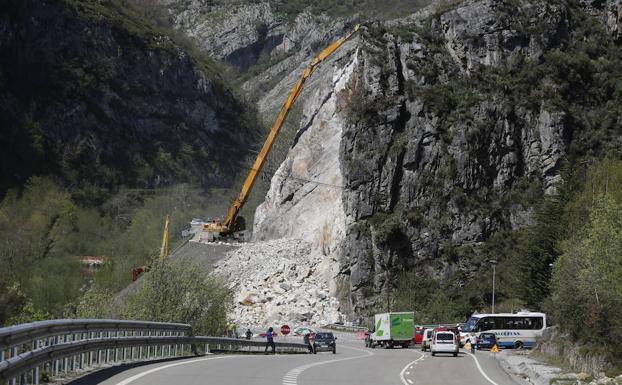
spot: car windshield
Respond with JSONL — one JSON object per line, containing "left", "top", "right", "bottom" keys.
{"left": 436, "top": 333, "right": 454, "bottom": 341}
{"left": 315, "top": 333, "right": 334, "bottom": 340}
{"left": 463, "top": 316, "right": 480, "bottom": 332}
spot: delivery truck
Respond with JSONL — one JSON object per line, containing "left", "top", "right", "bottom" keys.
{"left": 365, "top": 312, "right": 415, "bottom": 349}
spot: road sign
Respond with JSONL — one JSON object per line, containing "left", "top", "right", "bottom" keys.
{"left": 281, "top": 324, "right": 291, "bottom": 336}
{"left": 491, "top": 344, "right": 499, "bottom": 353}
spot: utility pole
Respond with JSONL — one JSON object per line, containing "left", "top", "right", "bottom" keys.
{"left": 490, "top": 259, "right": 497, "bottom": 314}
{"left": 386, "top": 271, "right": 391, "bottom": 313}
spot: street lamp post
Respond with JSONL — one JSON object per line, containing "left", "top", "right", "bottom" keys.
{"left": 490, "top": 260, "right": 497, "bottom": 314}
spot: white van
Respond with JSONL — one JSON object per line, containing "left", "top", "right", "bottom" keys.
{"left": 431, "top": 331, "right": 459, "bottom": 357}
{"left": 421, "top": 328, "right": 434, "bottom": 352}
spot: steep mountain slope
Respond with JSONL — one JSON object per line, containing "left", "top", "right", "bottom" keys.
{"left": 0, "top": 0, "right": 257, "bottom": 201}
{"left": 248, "top": 0, "right": 622, "bottom": 318}
{"left": 159, "top": 0, "right": 436, "bottom": 224}
{"left": 143, "top": 0, "right": 622, "bottom": 325}
{"left": 0, "top": 0, "right": 264, "bottom": 322}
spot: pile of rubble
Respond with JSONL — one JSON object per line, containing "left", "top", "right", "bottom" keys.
{"left": 212, "top": 238, "right": 343, "bottom": 327}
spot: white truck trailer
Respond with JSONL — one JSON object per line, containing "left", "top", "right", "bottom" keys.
{"left": 365, "top": 312, "right": 415, "bottom": 349}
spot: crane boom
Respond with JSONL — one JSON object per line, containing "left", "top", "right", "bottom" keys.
{"left": 204, "top": 24, "right": 360, "bottom": 237}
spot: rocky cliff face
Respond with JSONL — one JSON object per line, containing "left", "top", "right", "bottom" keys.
{"left": 161, "top": 1, "right": 351, "bottom": 99}
{"left": 250, "top": 0, "right": 622, "bottom": 318}
{"left": 340, "top": 0, "right": 570, "bottom": 313}
{"left": 0, "top": 0, "right": 256, "bottom": 197}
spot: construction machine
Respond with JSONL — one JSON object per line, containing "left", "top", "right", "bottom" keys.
{"left": 203, "top": 24, "right": 361, "bottom": 242}
{"left": 132, "top": 215, "right": 170, "bottom": 281}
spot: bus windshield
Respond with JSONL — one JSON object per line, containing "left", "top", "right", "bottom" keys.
{"left": 463, "top": 316, "right": 480, "bottom": 332}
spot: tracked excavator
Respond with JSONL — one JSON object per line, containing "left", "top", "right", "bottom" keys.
{"left": 202, "top": 24, "right": 361, "bottom": 242}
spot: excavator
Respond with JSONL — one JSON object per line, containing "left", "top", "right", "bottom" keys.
{"left": 203, "top": 24, "right": 361, "bottom": 242}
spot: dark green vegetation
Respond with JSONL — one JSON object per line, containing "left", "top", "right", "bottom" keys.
{"left": 0, "top": 0, "right": 254, "bottom": 328}
{"left": 0, "top": 0, "right": 257, "bottom": 201}
{"left": 549, "top": 161, "right": 622, "bottom": 373}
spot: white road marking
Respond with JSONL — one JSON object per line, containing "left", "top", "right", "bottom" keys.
{"left": 399, "top": 351, "right": 425, "bottom": 385}
{"left": 464, "top": 352, "right": 501, "bottom": 385}
{"left": 114, "top": 356, "right": 236, "bottom": 385}
{"left": 281, "top": 345, "right": 373, "bottom": 385}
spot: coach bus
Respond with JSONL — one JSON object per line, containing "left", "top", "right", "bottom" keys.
{"left": 460, "top": 312, "right": 546, "bottom": 349}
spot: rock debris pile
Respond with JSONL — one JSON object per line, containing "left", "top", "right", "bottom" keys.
{"left": 213, "top": 239, "right": 343, "bottom": 327}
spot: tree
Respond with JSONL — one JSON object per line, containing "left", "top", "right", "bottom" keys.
{"left": 550, "top": 196, "right": 622, "bottom": 359}
{"left": 71, "top": 287, "right": 115, "bottom": 319}
{"left": 122, "top": 259, "right": 232, "bottom": 336}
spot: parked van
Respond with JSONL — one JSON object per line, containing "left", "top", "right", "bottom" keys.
{"left": 431, "top": 331, "right": 459, "bottom": 357}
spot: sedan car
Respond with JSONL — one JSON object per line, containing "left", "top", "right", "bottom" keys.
{"left": 476, "top": 332, "right": 497, "bottom": 350}
{"left": 313, "top": 332, "right": 337, "bottom": 354}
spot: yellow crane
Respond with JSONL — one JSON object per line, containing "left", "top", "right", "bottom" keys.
{"left": 132, "top": 215, "right": 169, "bottom": 281}
{"left": 159, "top": 215, "right": 169, "bottom": 261}
{"left": 203, "top": 24, "right": 361, "bottom": 240}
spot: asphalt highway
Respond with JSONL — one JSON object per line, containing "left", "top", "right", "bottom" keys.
{"left": 69, "top": 333, "right": 529, "bottom": 385}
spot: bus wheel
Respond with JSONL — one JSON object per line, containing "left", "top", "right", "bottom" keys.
{"left": 514, "top": 341, "right": 523, "bottom": 349}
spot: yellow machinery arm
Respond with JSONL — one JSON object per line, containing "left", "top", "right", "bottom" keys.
{"left": 204, "top": 24, "right": 360, "bottom": 236}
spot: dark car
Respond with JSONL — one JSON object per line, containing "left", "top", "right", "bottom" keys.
{"left": 476, "top": 332, "right": 497, "bottom": 350}
{"left": 313, "top": 332, "right": 337, "bottom": 354}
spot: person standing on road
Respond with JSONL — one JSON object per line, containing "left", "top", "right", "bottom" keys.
{"left": 245, "top": 329, "right": 253, "bottom": 340}
{"left": 303, "top": 333, "right": 313, "bottom": 353}
{"left": 265, "top": 327, "right": 276, "bottom": 354}
{"left": 469, "top": 334, "right": 477, "bottom": 353}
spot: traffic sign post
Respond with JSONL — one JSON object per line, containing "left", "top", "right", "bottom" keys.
{"left": 281, "top": 324, "right": 291, "bottom": 337}
{"left": 281, "top": 325, "right": 290, "bottom": 341}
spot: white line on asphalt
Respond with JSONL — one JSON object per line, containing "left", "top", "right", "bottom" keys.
{"left": 114, "top": 356, "right": 235, "bottom": 385}
{"left": 281, "top": 345, "right": 373, "bottom": 385}
{"left": 399, "top": 351, "right": 425, "bottom": 385}
{"left": 464, "top": 352, "right": 501, "bottom": 385}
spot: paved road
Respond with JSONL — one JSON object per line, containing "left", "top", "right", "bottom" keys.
{"left": 69, "top": 333, "right": 529, "bottom": 385}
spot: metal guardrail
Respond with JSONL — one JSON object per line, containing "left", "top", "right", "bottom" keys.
{"left": 0, "top": 320, "right": 308, "bottom": 385}
{"left": 0, "top": 319, "right": 191, "bottom": 351}
{"left": 323, "top": 324, "right": 369, "bottom": 333}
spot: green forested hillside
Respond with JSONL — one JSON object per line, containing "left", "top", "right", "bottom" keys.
{"left": 0, "top": 0, "right": 256, "bottom": 325}
{"left": 0, "top": 0, "right": 257, "bottom": 201}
